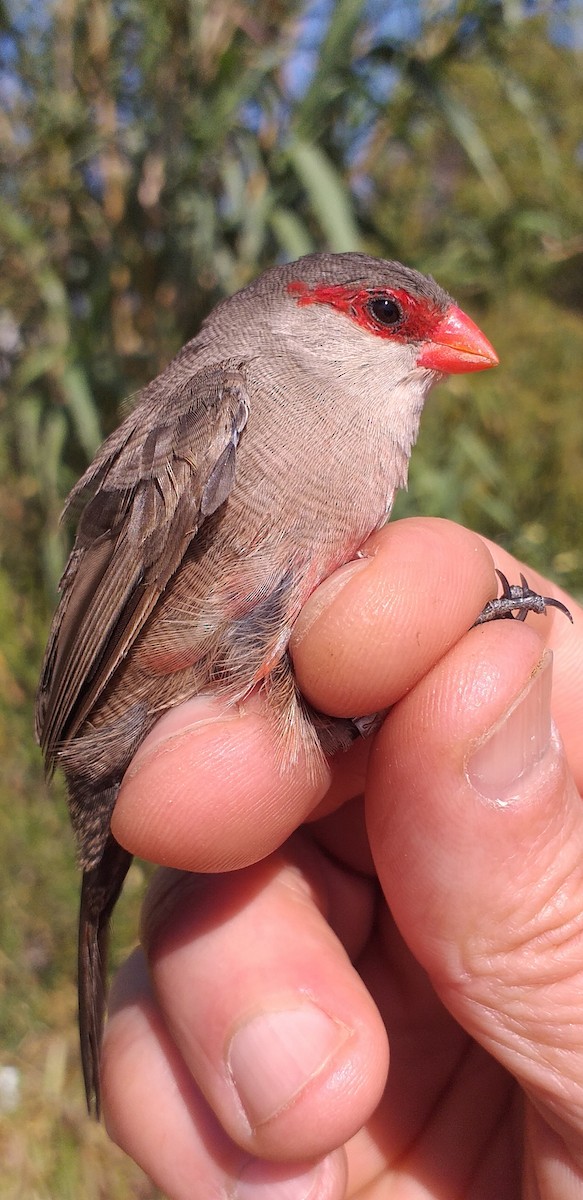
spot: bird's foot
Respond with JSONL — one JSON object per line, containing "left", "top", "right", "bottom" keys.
{"left": 351, "top": 711, "right": 387, "bottom": 739}
{"left": 473, "top": 570, "right": 573, "bottom": 626}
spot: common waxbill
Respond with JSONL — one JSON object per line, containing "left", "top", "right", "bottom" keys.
{"left": 37, "top": 251, "right": 503, "bottom": 1115}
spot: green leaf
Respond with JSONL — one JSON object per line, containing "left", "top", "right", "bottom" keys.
{"left": 268, "top": 207, "right": 314, "bottom": 259}
{"left": 286, "top": 139, "right": 361, "bottom": 251}
{"left": 432, "top": 86, "right": 512, "bottom": 207}
{"left": 61, "top": 365, "right": 103, "bottom": 460}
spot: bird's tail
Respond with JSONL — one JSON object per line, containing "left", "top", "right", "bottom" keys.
{"left": 78, "top": 833, "right": 133, "bottom": 1117}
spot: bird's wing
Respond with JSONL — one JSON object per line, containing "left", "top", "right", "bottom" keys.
{"left": 36, "top": 361, "right": 250, "bottom": 767}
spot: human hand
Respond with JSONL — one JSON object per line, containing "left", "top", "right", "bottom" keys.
{"left": 101, "top": 518, "right": 583, "bottom": 1199}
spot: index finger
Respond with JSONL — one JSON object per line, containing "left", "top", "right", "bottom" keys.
{"left": 290, "top": 517, "right": 582, "bottom": 789}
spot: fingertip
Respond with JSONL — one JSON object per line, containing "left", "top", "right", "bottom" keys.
{"left": 291, "top": 518, "right": 496, "bottom": 717}
{"left": 112, "top": 694, "right": 331, "bottom": 873}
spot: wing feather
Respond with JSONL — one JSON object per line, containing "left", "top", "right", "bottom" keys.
{"left": 36, "top": 361, "right": 249, "bottom": 766}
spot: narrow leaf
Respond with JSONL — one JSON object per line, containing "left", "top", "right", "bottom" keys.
{"left": 287, "top": 139, "right": 361, "bottom": 251}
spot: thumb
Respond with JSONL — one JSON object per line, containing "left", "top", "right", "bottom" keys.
{"left": 366, "top": 621, "right": 583, "bottom": 1144}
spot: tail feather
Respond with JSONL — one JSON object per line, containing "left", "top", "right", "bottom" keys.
{"left": 78, "top": 834, "right": 133, "bottom": 1116}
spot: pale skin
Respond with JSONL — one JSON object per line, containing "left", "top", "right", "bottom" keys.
{"left": 100, "top": 517, "right": 583, "bottom": 1200}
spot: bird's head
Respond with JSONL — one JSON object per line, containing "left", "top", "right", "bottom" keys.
{"left": 204, "top": 253, "right": 498, "bottom": 465}
{"left": 208, "top": 251, "right": 498, "bottom": 380}
{"left": 277, "top": 252, "right": 497, "bottom": 376}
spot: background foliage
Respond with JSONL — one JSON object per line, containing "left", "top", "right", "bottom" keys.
{"left": 1, "top": 0, "right": 582, "bottom": 1194}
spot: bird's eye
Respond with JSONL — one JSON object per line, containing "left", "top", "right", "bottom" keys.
{"left": 367, "top": 296, "right": 403, "bottom": 326}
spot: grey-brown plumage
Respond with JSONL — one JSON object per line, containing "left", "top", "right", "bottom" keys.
{"left": 35, "top": 252, "right": 498, "bottom": 1114}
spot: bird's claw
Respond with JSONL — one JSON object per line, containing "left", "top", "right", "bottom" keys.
{"left": 352, "top": 710, "right": 387, "bottom": 739}
{"left": 473, "top": 569, "right": 573, "bottom": 626}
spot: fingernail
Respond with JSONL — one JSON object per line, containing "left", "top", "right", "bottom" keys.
{"left": 468, "top": 651, "right": 553, "bottom": 803}
{"left": 227, "top": 1003, "right": 351, "bottom": 1128}
{"left": 291, "top": 559, "right": 369, "bottom": 645}
{"left": 233, "top": 1160, "right": 322, "bottom": 1200}
{"left": 123, "top": 700, "right": 237, "bottom": 780}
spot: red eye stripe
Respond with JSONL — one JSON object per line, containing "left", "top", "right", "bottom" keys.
{"left": 287, "top": 280, "right": 443, "bottom": 342}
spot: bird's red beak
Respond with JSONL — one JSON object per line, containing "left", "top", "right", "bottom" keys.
{"left": 417, "top": 304, "right": 499, "bottom": 374}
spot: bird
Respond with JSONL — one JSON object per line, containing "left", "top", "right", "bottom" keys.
{"left": 35, "top": 251, "right": 499, "bottom": 1115}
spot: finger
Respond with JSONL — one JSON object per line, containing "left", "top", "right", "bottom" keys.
{"left": 102, "top": 949, "right": 348, "bottom": 1200}
{"left": 112, "top": 517, "right": 491, "bottom": 870}
{"left": 366, "top": 619, "right": 583, "bottom": 1145}
{"left": 111, "top": 691, "right": 331, "bottom": 871}
{"left": 133, "top": 841, "right": 386, "bottom": 1162}
{"left": 290, "top": 517, "right": 495, "bottom": 717}
{"left": 480, "top": 535, "right": 583, "bottom": 786}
